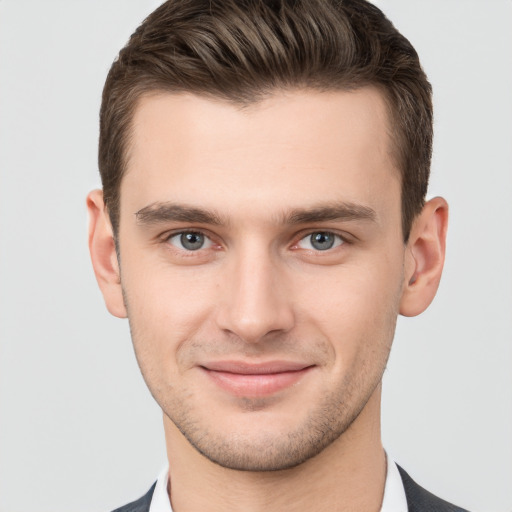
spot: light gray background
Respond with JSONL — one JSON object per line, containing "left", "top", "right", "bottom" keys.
{"left": 0, "top": 1, "right": 511, "bottom": 511}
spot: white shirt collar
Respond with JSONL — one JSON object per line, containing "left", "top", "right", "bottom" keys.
{"left": 149, "top": 453, "right": 407, "bottom": 512}
{"left": 381, "top": 453, "right": 408, "bottom": 512}
{"left": 149, "top": 465, "right": 173, "bottom": 512}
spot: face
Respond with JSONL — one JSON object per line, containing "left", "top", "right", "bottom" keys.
{"left": 115, "top": 89, "right": 406, "bottom": 471}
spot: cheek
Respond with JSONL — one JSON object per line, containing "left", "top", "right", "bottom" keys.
{"left": 121, "top": 259, "right": 219, "bottom": 370}
{"left": 295, "top": 261, "right": 403, "bottom": 363}
{"left": 123, "top": 245, "right": 216, "bottom": 319}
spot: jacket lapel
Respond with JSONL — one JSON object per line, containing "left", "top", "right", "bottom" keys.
{"left": 111, "top": 482, "right": 156, "bottom": 512}
{"left": 397, "top": 465, "right": 469, "bottom": 512}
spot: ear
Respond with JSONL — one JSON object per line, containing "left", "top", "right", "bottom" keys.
{"left": 87, "top": 189, "right": 127, "bottom": 318}
{"left": 399, "top": 197, "right": 449, "bottom": 317}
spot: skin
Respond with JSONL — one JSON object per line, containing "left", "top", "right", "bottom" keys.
{"left": 88, "top": 88, "right": 448, "bottom": 512}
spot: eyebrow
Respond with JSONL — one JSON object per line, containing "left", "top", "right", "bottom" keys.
{"left": 284, "top": 202, "right": 377, "bottom": 225}
{"left": 134, "top": 201, "right": 377, "bottom": 227}
{"left": 135, "top": 203, "right": 225, "bottom": 226}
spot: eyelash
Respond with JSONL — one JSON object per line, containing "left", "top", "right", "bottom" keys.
{"left": 162, "top": 229, "right": 348, "bottom": 253}
{"left": 293, "top": 231, "right": 345, "bottom": 251}
{"left": 164, "top": 230, "right": 216, "bottom": 252}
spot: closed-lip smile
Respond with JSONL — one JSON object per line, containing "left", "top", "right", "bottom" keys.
{"left": 200, "top": 360, "right": 315, "bottom": 397}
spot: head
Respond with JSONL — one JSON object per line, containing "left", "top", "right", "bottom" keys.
{"left": 88, "top": 0, "right": 447, "bottom": 472}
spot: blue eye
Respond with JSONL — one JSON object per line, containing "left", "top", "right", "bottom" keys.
{"left": 297, "top": 232, "right": 343, "bottom": 251}
{"left": 167, "top": 232, "right": 212, "bottom": 251}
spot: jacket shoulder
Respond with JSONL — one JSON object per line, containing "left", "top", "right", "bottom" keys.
{"left": 397, "top": 466, "right": 470, "bottom": 512}
{"left": 111, "top": 482, "right": 156, "bottom": 512}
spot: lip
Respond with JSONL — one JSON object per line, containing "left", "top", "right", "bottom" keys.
{"left": 200, "top": 360, "right": 315, "bottom": 397}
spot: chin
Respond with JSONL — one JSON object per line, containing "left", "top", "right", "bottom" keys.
{"left": 168, "top": 393, "right": 364, "bottom": 472}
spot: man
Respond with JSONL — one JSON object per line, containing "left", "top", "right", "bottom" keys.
{"left": 87, "top": 0, "right": 467, "bottom": 510}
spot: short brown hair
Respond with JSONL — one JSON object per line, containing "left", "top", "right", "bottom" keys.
{"left": 99, "top": 0, "right": 432, "bottom": 241}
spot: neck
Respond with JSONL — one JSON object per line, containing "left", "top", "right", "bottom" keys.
{"left": 164, "top": 386, "right": 386, "bottom": 512}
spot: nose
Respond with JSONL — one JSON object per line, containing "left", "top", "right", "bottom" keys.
{"left": 215, "top": 245, "right": 295, "bottom": 343}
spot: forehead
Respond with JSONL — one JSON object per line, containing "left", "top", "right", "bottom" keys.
{"left": 122, "top": 88, "right": 399, "bottom": 221}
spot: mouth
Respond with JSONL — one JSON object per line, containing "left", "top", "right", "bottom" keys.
{"left": 200, "top": 360, "right": 315, "bottom": 397}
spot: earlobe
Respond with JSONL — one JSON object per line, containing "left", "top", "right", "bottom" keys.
{"left": 399, "top": 197, "right": 449, "bottom": 317}
{"left": 87, "top": 189, "right": 127, "bottom": 318}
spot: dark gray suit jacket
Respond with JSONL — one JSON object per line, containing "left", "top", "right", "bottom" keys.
{"left": 111, "top": 465, "right": 469, "bottom": 512}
